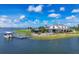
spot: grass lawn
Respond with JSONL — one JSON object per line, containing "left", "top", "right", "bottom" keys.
{"left": 15, "top": 29, "right": 32, "bottom": 36}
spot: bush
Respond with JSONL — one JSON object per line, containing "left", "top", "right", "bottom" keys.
{"left": 39, "top": 26, "right": 48, "bottom": 33}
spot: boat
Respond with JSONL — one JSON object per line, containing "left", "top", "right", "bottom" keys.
{"left": 4, "top": 31, "right": 13, "bottom": 39}
{"left": 4, "top": 32, "right": 31, "bottom": 39}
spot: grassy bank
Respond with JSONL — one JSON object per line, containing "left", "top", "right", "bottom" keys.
{"left": 15, "top": 29, "right": 32, "bottom": 36}
{"left": 15, "top": 29, "right": 79, "bottom": 40}
{"left": 32, "top": 32, "right": 79, "bottom": 40}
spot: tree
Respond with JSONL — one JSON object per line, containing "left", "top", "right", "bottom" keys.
{"left": 39, "top": 26, "right": 48, "bottom": 33}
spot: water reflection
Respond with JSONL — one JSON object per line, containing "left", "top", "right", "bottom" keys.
{"left": 4, "top": 38, "right": 13, "bottom": 42}
{"left": 1, "top": 28, "right": 79, "bottom": 53}
{"left": 69, "top": 38, "right": 79, "bottom": 53}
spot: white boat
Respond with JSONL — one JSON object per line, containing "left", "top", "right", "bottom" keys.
{"left": 4, "top": 32, "right": 13, "bottom": 39}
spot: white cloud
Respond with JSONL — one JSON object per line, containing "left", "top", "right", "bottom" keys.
{"left": 0, "top": 15, "right": 13, "bottom": 27}
{"left": 66, "top": 15, "right": 76, "bottom": 20}
{"left": 19, "top": 15, "right": 26, "bottom": 20}
{"left": 65, "top": 23, "right": 72, "bottom": 26}
{"left": 72, "top": 9, "right": 79, "bottom": 13}
{"left": 13, "top": 19, "right": 19, "bottom": 23}
{"left": 0, "top": 15, "right": 28, "bottom": 28}
{"left": 28, "top": 5, "right": 43, "bottom": 12}
{"left": 13, "top": 22, "right": 28, "bottom": 28}
{"left": 0, "top": 15, "right": 10, "bottom": 22}
{"left": 60, "top": 7, "right": 65, "bottom": 11}
{"left": 14, "top": 15, "right": 26, "bottom": 23}
{"left": 48, "top": 13, "right": 61, "bottom": 18}
{"left": 28, "top": 5, "right": 34, "bottom": 12}
{"left": 64, "top": 23, "right": 77, "bottom": 27}
{"left": 0, "top": 18, "right": 6, "bottom": 21}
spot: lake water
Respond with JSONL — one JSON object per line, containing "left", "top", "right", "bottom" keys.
{"left": 0, "top": 28, "right": 79, "bottom": 54}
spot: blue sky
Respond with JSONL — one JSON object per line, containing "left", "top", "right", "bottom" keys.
{"left": 0, "top": 4, "right": 79, "bottom": 28}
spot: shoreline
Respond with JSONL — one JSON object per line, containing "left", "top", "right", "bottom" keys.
{"left": 15, "top": 30, "right": 79, "bottom": 40}
{"left": 31, "top": 33, "right": 79, "bottom": 40}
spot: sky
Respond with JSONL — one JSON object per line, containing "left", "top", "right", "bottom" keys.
{"left": 0, "top": 4, "right": 79, "bottom": 28}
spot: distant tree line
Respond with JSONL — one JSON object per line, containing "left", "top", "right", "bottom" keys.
{"left": 27, "top": 26, "right": 72, "bottom": 34}
{"left": 27, "top": 26, "right": 48, "bottom": 33}
{"left": 70, "top": 24, "right": 79, "bottom": 31}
